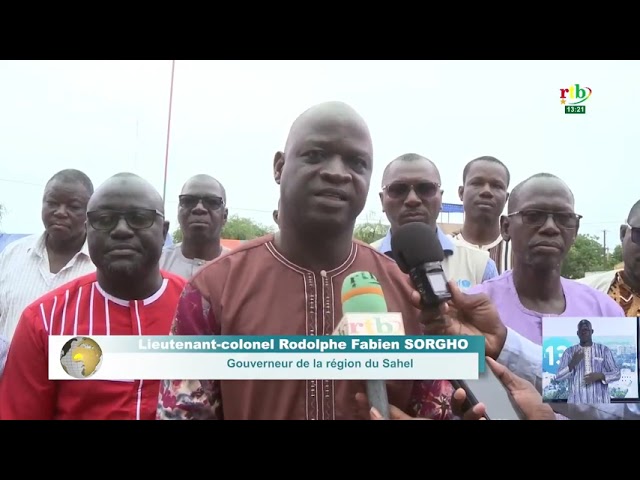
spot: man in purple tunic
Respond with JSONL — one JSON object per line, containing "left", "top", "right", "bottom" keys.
{"left": 466, "top": 173, "right": 625, "bottom": 419}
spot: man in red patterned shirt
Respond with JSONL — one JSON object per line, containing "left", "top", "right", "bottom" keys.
{"left": 0, "top": 173, "right": 186, "bottom": 420}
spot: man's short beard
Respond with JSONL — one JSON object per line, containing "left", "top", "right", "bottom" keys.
{"left": 104, "top": 261, "right": 141, "bottom": 278}
{"left": 524, "top": 254, "right": 564, "bottom": 273}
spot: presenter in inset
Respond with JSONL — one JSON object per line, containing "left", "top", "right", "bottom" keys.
{"left": 554, "top": 319, "right": 621, "bottom": 404}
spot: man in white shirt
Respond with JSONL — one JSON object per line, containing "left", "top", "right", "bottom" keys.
{"left": 451, "top": 155, "right": 513, "bottom": 274}
{"left": 0, "top": 169, "right": 96, "bottom": 341}
{"left": 160, "top": 174, "right": 230, "bottom": 280}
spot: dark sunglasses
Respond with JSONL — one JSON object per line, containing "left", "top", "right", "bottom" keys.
{"left": 179, "top": 194, "right": 224, "bottom": 211}
{"left": 627, "top": 225, "right": 640, "bottom": 245}
{"left": 508, "top": 209, "right": 582, "bottom": 229}
{"left": 87, "top": 209, "right": 164, "bottom": 231}
{"left": 382, "top": 181, "right": 441, "bottom": 201}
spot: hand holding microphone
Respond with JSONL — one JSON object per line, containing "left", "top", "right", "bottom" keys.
{"left": 358, "top": 357, "right": 554, "bottom": 421}
{"left": 355, "top": 390, "right": 488, "bottom": 421}
{"left": 337, "top": 271, "right": 404, "bottom": 420}
{"left": 390, "top": 222, "right": 507, "bottom": 359}
{"left": 338, "top": 270, "right": 491, "bottom": 421}
{"left": 413, "top": 281, "right": 508, "bottom": 360}
{"left": 391, "top": 222, "right": 526, "bottom": 420}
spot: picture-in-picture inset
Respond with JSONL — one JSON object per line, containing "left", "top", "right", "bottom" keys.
{"left": 542, "top": 316, "right": 639, "bottom": 404}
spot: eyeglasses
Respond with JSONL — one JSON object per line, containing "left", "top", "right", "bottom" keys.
{"left": 382, "top": 181, "right": 441, "bottom": 201}
{"left": 508, "top": 209, "right": 582, "bottom": 229}
{"left": 179, "top": 194, "right": 224, "bottom": 211}
{"left": 87, "top": 209, "right": 164, "bottom": 231}
{"left": 626, "top": 225, "right": 640, "bottom": 245}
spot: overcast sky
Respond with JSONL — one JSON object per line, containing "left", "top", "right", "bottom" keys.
{"left": 0, "top": 60, "right": 636, "bottom": 249}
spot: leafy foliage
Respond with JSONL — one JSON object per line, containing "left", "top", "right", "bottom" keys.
{"left": 561, "top": 234, "right": 622, "bottom": 279}
{"left": 353, "top": 221, "right": 389, "bottom": 244}
{"left": 172, "top": 215, "right": 274, "bottom": 243}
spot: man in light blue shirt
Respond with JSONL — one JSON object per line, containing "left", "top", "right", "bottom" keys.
{"left": 371, "top": 153, "right": 498, "bottom": 290}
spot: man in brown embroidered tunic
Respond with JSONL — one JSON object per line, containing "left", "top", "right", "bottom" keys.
{"left": 578, "top": 200, "right": 640, "bottom": 317}
{"left": 156, "top": 101, "right": 504, "bottom": 420}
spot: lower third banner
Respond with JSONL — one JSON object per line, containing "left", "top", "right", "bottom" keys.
{"left": 48, "top": 335, "right": 485, "bottom": 381}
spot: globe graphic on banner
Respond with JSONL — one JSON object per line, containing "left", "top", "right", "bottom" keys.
{"left": 60, "top": 337, "right": 103, "bottom": 379}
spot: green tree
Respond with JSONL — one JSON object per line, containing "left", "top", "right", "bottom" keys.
{"left": 354, "top": 221, "right": 389, "bottom": 244}
{"left": 561, "top": 233, "right": 619, "bottom": 279}
{"left": 610, "top": 244, "right": 623, "bottom": 265}
{"left": 222, "top": 215, "right": 273, "bottom": 240}
{"left": 545, "top": 380, "right": 568, "bottom": 401}
{"left": 171, "top": 215, "right": 274, "bottom": 243}
{"left": 353, "top": 212, "right": 389, "bottom": 244}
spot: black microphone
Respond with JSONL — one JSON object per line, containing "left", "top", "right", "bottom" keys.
{"left": 390, "top": 222, "right": 452, "bottom": 310}
{"left": 390, "top": 221, "right": 525, "bottom": 420}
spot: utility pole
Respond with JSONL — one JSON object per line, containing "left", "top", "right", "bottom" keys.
{"left": 602, "top": 230, "right": 608, "bottom": 261}
{"left": 162, "top": 60, "right": 176, "bottom": 207}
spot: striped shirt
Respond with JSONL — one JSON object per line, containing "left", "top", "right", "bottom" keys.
{"left": 160, "top": 242, "right": 231, "bottom": 280}
{"left": 555, "top": 343, "right": 621, "bottom": 404}
{"left": 0, "top": 270, "right": 186, "bottom": 420}
{"left": 0, "top": 233, "right": 96, "bottom": 341}
{"left": 451, "top": 232, "right": 513, "bottom": 274}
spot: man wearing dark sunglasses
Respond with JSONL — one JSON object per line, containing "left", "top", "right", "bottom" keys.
{"left": 578, "top": 200, "right": 640, "bottom": 317}
{"left": 368, "top": 153, "right": 499, "bottom": 419}
{"left": 160, "top": 174, "right": 229, "bottom": 280}
{"left": 371, "top": 153, "right": 498, "bottom": 289}
{"left": 465, "top": 173, "right": 625, "bottom": 420}
{"left": 0, "top": 173, "right": 187, "bottom": 420}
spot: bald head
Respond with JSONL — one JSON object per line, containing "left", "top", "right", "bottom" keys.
{"left": 507, "top": 173, "right": 574, "bottom": 214}
{"left": 88, "top": 172, "right": 164, "bottom": 213}
{"left": 181, "top": 174, "right": 226, "bottom": 203}
{"left": 284, "top": 101, "right": 372, "bottom": 156}
{"left": 274, "top": 101, "right": 373, "bottom": 236}
{"left": 627, "top": 199, "right": 640, "bottom": 224}
{"left": 86, "top": 173, "right": 169, "bottom": 290}
{"left": 381, "top": 153, "right": 440, "bottom": 187}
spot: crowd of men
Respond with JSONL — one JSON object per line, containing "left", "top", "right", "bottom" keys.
{"left": 0, "top": 100, "right": 638, "bottom": 420}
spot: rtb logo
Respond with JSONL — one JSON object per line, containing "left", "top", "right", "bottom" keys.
{"left": 560, "top": 83, "right": 592, "bottom": 115}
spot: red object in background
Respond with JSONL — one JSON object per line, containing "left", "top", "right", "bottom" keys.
{"left": 220, "top": 239, "right": 244, "bottom": 251}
